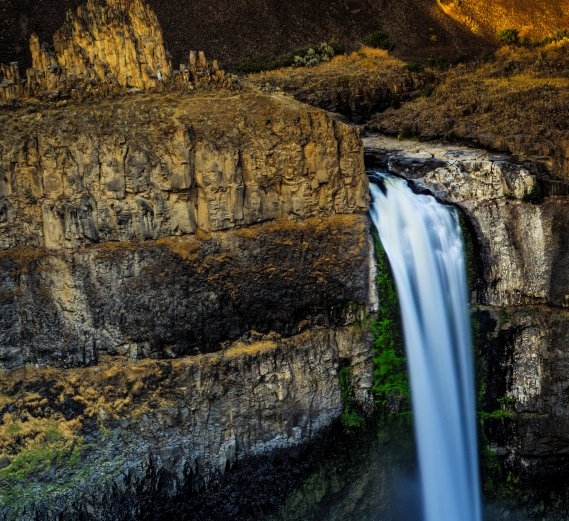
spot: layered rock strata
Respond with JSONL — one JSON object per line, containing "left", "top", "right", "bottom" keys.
{"left": 0, "top": 92, "right": 366, "bottom": 251}
{"left": 0, "top": 327, "right": 373, "bottom": 521}
{"left": 0, "top": 89, "right": 373, "bottom": 519}
{"left": 0, "top": 91, "right": 369, "bottom": 369}
{"left": 365, "top": 135, "right": 569, "bottom": 480}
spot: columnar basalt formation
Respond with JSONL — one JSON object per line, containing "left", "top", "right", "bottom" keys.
{"left": 0, "top": 327, "right": 373, "bottom": 520}
{"left": 0, "top": 92, "right": 369, "bottom": 369}
{"left": 0, "top": 0, "right": 235, "bottom": 104}
{"left": 27, "top": 0, "right": 170, "bottom": 93}
{"left": 0, "top": 88, "right": 372, "bottom": 520}
{"left": 0, "top": 2, "right": 374, "bottom": 517}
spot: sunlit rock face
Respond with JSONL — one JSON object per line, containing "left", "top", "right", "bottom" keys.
{"left": 31, "top": 0, "right": 172, "bottom": 91}
{"left": 0, "top": 62, "right": 373, "bottom": 521}
{"left": 0, "top": 0, "right": 234, "bottom": 103}
{"left": 0, "top": 93, "right": 366, "bottom": 251}
{"left": 366, "top": 135, "right": 569, "bottom": 479}
{"left": 0, "top": 91, "right": 370, "bottom": 369}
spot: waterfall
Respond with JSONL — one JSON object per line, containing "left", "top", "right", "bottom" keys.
{"left": 369, "top": 171, "right": 482, "bottom": 521}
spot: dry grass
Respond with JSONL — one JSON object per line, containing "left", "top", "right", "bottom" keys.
{"left": 0, "top": 335, "right": 287, "bottom": 480}
{"left": 250, "top": 47, "right": 405, "bottom": 82}
{"left": 438, "top": 0, "right": 569, "bottom": 41}
{"left": 369, "top": 39, "right": 569, "bottom": 177}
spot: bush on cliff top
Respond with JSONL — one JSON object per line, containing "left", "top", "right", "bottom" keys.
{"left": 363, "top": 31, "right": 394, "bottom": 51}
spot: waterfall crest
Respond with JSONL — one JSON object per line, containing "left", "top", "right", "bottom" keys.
{"left": 369, "top": 172, "right": 482, "bottom": 521}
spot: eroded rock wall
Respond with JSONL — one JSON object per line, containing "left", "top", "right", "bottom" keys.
{"left": 0, "top": 88, "right": 373, "bottom": 519}
{"left": 0, "top": 215, "right": 371, "bottom": 369}
{"left": 0, "top": 326, "right": 373, "bottom": 521}
{"left": 0, "top": 92, "right": 366, "bottom": 250}
{"left": 0, "top": 91, "right": 369, "bottom": 371}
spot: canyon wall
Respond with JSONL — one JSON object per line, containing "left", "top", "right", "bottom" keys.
{"left": 0, "top": 327, "right": 373, "bottom": 521}
{"left": 0, "top": 2, "right": 376, "bottom": 518}
{"left": 0, "top": 85, "right": 373, "bottom": 519}
{"left": 366, "top": 136, "right": 569, "bottom": 481}
{"left": 0, "top": 91, "right": 369, "bottom": 369}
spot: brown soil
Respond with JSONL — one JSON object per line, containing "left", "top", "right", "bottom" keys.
{"left": 0, "top": 0, "right": 491, "bottom": 71}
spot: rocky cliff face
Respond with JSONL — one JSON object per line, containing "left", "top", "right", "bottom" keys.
{"left": 0, "top": 92, "right": 365, "bottom": 251}
{"left": 30, "top": 0, "right": 171, "bottom": 91}
{"left": 0, "top": 327, "right": 373, "bottom": 521}
{"left": 366, "top": 135, "right": 569, "bottom": 480}
{"left": 0, "top": 0, "right": 233, "bottom": 104}
{"left": 0, "top": 2, "right": 375, "bottom": 518}
{"left": 0, "top": 91, "right": 369, "bottom": 368}
{"left": 0, "top": 86, "right": 373, "bottom": 519}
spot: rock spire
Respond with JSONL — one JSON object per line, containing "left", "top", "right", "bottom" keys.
{"left": 0, "top": 0, "right": 233, "bottom": 104}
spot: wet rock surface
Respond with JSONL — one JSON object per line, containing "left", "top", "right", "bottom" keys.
{"left": 365, "top": 135, "right": 569, "bottom": 480}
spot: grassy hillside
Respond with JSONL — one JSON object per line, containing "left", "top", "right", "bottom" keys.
{"left": 438, "top": 0, "right": 569, "bottom": 41}
{"left": 368, "top": 39, "right": 569, "bottom": 179}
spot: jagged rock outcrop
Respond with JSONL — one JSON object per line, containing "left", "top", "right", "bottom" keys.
{"left": 0, "top": 0, "right": 235, "bottom": 104}
{"left": 29, "top": 0, "right": 171, "bottom": 92}
{"left": 365, "top": 135, "right": 569, "bottom": 480}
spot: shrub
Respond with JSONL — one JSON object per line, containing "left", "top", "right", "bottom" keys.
{"left": 497, "top": 28, "right": 519, "bottom": 45}
{"left": 363, "top": 31, "right": 394, "bottom": 51}
{"left": 293, "top": 42, "right": 335, "bottom": 68}
{"left": 551, "top": 28, "right": 569, "bottom": 42}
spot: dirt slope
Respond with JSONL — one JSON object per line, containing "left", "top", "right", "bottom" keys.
{"left": 0, "top": 0, "right": 488, "bottom": 70}
{"left": 438, "top": 0, "right": 569, "bottom": 40}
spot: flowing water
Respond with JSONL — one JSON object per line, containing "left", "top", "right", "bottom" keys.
{"left": 160, "top": 171, "right": 492, "bottom": 521}
{"left": 369, "top": 171, "right": 482, "bottom": 521}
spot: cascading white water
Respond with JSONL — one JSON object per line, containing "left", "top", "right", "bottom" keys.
{"left": 369, "top": 171, "right": 482, "bottom": 521}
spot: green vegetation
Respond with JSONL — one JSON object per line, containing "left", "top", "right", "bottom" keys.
{"left": 293, "top": 42, "right": 335, "bottom": 67}
{"left": 338, "top": 237, "right": 408, "bottom": 428}
{"left": 338, "top": 363, "right": 365, "bottom": 429}
{"left": 0, "top": 435, "right": 82, "bottom": 481}
{"left": 479, "top": 395, "right": 515, "bottom": 421}
{"left": 371, "top": 238, "right": 410, "bottom": 413}
{"left": 497, "top": 28, "right": 520, "bottom": 45}
{"left": 363, "top": 31, "right": 394, "bottom": 51}
{"left": 548, "top": 28, "right": 569, "bottom": 43}
{"left": 237, "top": 42, "right": 340, "bottom": 72}
{"left": 497, "top": 27, "right": 569, "bottom": 48}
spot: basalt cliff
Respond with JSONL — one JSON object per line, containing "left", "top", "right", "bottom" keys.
{"left": 0, "top": 89, "right": 375, "bottom": 520}
{"left": 366, "top": 136, "right": 569, "bottom": 485}
{"left": 0, "top": 1, "right": 375, "bottom": 519}
{"left": 4, "top": 0, "right": 569, "bottom": 518}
